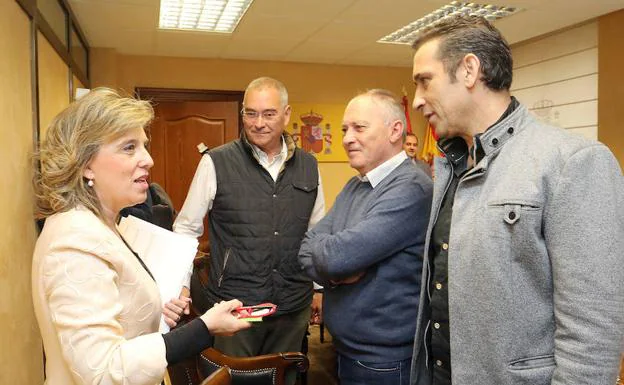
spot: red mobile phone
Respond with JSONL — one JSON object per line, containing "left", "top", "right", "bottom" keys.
{"left": 235, "top": 303, "right": 277, "bottom": 321}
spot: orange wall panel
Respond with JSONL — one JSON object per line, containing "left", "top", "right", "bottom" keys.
{"left": 0, "top": 1, "right": 43, "bottom": 383}
{"left": 598, "top": 9, "right": 624, "bottom": 169}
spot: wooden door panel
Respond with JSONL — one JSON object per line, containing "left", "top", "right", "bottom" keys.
{"left": 164, "top": 116, "right": 225, "bottom": 211}
{"left": 150, "top": 100, "right": 239, "bottom": 211}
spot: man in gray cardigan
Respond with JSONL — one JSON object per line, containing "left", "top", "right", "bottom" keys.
{"left": 409, "top": 15, "right": 623, "bottom": 385}
{"left": 299, "top": 89, "right": 433, "bottom": 385}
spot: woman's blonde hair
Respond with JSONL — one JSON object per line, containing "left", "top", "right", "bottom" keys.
{"left": 34, "top": 87, "right": 154, "bottom": 219}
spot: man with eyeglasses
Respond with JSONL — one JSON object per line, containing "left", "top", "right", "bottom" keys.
{"left": 174, "top": 77, "right": 325, "bottom": 384}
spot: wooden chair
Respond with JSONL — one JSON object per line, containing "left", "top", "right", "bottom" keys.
{"left": 199, "top": 367, "right": 231, "bottom": 385}
{"left": 197, "top": 348, "right": 308, "bottom": 385}
{"left": 168, "top": 347, "right": 308, "bottom": 385}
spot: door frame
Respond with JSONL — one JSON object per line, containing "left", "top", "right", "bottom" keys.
{"left": 135, "top": 87, "right": 245, "bottom": 134}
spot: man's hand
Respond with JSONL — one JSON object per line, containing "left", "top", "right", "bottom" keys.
{"left": 163, "top": 286, "right": 192, "bottom": 328}
{"left": 310, "top": 292, "right": 323, "bottom": 324}
{"left": 330, "top": 271, "right": 365, "bottom": 286}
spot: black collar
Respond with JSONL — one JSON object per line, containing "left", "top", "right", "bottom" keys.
{"left": 438, "top": 96, "right": 519, "bottom": 175}
{"left": 470, "top": 96, "right": 519, "bottom": 164}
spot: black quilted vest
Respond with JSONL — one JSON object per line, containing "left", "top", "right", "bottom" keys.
{"left": 200, "top": 137, "right": 318, "bottom": 315}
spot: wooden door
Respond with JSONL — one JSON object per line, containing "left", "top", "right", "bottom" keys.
{"left": 137, "top": 88, "right": 243, "bottom": 250}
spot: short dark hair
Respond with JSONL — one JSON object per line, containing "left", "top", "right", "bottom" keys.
{"left": 404, "top": 132, "right": 418, "bottom": 143}
{"left": 411, "top": 15, "right": 513, "bottom": 91}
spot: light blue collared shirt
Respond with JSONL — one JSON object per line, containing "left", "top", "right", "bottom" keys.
{"left": 358, "top": 151, "right": 408, "bottom": 188}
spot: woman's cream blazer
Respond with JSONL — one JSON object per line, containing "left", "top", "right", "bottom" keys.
{"left": 32, "top": 207, "right": 167, "bottom": 385}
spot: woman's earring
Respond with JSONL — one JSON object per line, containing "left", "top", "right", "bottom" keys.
{"left": 87, "top": 179, "right": 94, "bottom": 187}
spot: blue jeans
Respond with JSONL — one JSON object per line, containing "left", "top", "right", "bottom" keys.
{"left": 337, "top": 354, "right": 411, "bottom": 385}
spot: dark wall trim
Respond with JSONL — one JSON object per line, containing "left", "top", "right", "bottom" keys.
{"left": 60, "top": 0, "right": 89, "bottom": 53}
{"left": 15, "top": 0, "right": 90, "bottom": 88}
{"left": 135, "top": 87, "right": 245, "bottom": 104}
{"left": 15, "top": 0, "right": 35, "bottom": 17}
{"left": 63, "top": 0, "right": 90, "bottom": 84}
{"left": 30, "top": 15, "right": 40, "bottom": 149}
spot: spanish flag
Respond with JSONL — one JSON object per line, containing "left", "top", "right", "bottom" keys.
{"left": 401, "top": 93, "right": 413, "bottom": 134}
{"left": 419, "top": 123, "right": 441, "bottom": 165}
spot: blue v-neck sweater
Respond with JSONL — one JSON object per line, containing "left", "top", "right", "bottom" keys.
{"left": 299, "top": 159, "right": 433, "bottom": 362}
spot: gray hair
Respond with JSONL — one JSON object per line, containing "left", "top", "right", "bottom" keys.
{"left": 359, "top": 89, "right": 407, "bottom": 137}
{"left": 244, "top": 77, "right": 289, "bottom": 107}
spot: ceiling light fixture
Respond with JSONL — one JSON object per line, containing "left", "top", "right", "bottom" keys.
{"left": 159, "top": 0, "right": 254, "bottom": 33}
{"left": 378, "top": 1, "right": 521, "bottom": 45}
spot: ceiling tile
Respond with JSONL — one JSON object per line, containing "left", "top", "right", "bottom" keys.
{"left": 285, "top": 39, "right": 363, "bottom": 64}
{"left": 220, "top": 37, "right": 301, "bottom": 61}
{"left": 155, "top": 30, "right": 232, "bottom": 57}
{"left": 244, "top": 0, "right": 355, "bottom": 18}
{"left": 113, "top": 30, "right": 156, "bottom": 55}
{"left": 69, "top": 1, "right": 157, "bottom": 45}
{"left": 234, "top": 15, "right": 321, "bottom": 40}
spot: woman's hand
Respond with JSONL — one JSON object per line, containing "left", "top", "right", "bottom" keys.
{"left": 163, "top": 287, "right": 191, "bottom": 328}
{"left": 200, "top": 299, "right": 252, "bottom": 336}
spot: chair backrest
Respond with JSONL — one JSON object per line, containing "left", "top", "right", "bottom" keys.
{"left": 190, "top": 252, "right": 212, "bottom": 313}
{"left": 200, "top": 367, "right": 231, "bottom": 385}
{"left": 197, "top": 348, "right": 309, "bottom": 385}
{"left": 167, "top": 347, "right": 308, "bottom": 385}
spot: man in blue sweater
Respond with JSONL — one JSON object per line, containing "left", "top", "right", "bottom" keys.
{"left": 298, "top": 89, "right": 433, "bottom": 385}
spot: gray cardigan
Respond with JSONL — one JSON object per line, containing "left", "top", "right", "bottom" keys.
{"left": 410, "top": 105, "right": 624, "bottom": 385}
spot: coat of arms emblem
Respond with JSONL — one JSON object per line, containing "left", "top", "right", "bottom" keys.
{"left": 291, "top": 111, "right": 332, "bottom": 155}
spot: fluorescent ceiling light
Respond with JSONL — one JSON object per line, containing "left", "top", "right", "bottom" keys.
{"left": 159, "top": 0, "right": 253, "bottom": 33}
{"left": 378, "top": 1, "right": 521, "bottom": 45}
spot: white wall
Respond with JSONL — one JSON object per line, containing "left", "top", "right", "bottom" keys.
{"left": 511, "top": 22, "right": 598, "bottom": 140}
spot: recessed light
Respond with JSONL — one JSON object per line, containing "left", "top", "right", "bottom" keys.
{"left": 159, "top": 0, "right": 253, "bottom": 33}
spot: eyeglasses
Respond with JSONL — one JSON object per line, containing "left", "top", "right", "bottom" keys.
{"left": 241, "top": 109, "right": 280, "bottom": 122}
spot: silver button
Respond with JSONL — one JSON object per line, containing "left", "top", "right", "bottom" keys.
{"left": 436, "top": 360, "right": 443, "bottom": 367}
{"left": 434, "top": 322, "right": 440, "bottom": 329}
{"left": 272, "top": 194, "right": 277, "bottom": 198}
{"left": 442, "top": 243, "right": 449, "bottom": 251}
{"left": 274, "top": 231, "right": 279, "bottom": 236}
{"left": 435, "top": 283, "right": 442, "bottom": 290}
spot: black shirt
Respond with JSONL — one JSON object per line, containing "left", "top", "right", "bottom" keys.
{"left": 429, "top": 138, "right": 467, "bottom": 385}
{"left": 428, "top": 97, "right": 519, "bottom": 384}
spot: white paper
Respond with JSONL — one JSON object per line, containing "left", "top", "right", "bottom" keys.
{"left": 118, "top": 215, "right": 198, "bottom": 333}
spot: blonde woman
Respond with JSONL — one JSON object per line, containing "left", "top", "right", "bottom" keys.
{"left": 32, "top": 88, "right": 250, "bottom": 385}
